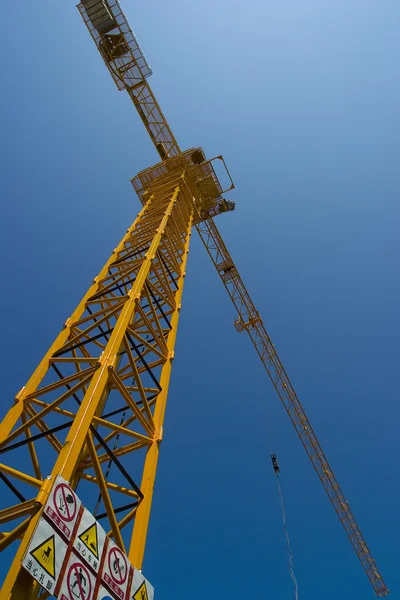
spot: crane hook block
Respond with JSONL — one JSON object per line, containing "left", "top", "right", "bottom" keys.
{"left": 271, "top": 453, "right": 280, "bottom": 474}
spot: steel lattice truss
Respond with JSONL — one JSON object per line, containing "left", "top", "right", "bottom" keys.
{"left": 0, "top": 169, "right": 194, "bottom": 595}
{"left": 0, "top": 0, "right": 388, "bottom": 597}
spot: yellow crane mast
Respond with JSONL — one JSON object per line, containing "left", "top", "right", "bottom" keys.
{"left": 0, "top": 1, "right": 388, "bottom": 598}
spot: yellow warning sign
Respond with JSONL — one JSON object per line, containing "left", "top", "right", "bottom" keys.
{"left": 133, "top": 581, "right": 148, "bottom": 600}
{"left": 30, "top": 534, "right": 56, "bottom": 578}
{"left": 79, "top": 522, "right": 99, "bottom": 558}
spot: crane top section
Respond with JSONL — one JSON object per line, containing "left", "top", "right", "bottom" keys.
{"left": 78, "top": 0, "right": 180, "bottom": 158}
{"left": 79, "top": 0, "right": 152, "bottom": 89}
{"left": 131, "top": 148, "right": 235, "bottom": 223}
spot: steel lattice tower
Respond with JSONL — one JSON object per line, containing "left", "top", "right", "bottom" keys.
{"left": 0, "top": 1, "right": 388, "bottom": 598}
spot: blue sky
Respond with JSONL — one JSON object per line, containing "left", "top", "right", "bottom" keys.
{"left": 1, "top": 1, "right": 399, "bottom": 598}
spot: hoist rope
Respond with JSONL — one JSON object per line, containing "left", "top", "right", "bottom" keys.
{"left": 274, "top": 467, "right": 299, "bottom": 600}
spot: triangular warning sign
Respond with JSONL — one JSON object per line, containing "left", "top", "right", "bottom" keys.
{"left": 78, "top": 522, "right": 99, "bottom": 558}
{"left": 30, "top": 534, "right": 56, "bottom": 578}
{"left": 133, "top": 581, "right": 148, "bottom": 600}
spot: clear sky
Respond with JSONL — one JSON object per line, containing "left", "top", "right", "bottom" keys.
{"left": 1, "top": 1, "right": 399, "bottom": 599}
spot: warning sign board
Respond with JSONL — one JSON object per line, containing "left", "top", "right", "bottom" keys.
{"left": 44, "top": 475, "right": 81, "bottom": 540}
{"left": 31, "top": 534, "right": 56, "bottom": 578}
{"left": 131, "top": 570, "right": 154, "bottom": 600}
{"left": 58, "top": 554, "right": 96, "bottom": 600}
{"left": 22, "top": 517, "right": 67, "bottom": 595}
{"left": 74, "top": 506, "right": 106, "bottom": 572}
{"left": 22, "top": 476, "right": 155, "bottom": 600}
{"left": 101, "top": 538, "right": 132, "bottom": 600}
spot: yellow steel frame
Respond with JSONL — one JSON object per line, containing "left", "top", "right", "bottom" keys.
{"left": 0, "top": 169, "right": 194, "bottom": 598}
{"left": 76, "top": 1, "right": 388, "bottom": 595}
{"left": 0, "top": 1, "right": 388, "bottom": 598}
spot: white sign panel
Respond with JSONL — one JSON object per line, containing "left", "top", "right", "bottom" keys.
{"left": 44, "top": 475, "right": 81, "bottom": 541}
{"left": 22, "top": 517, "right": 67, "bottom": 595}
{"left": 130, "top": 570, "right": 154, "bottom": 600}
{"left": 58, "top": 553, "right": 97, "bottom": 600}
{"left": 73, "top": 506, "right": 106, "bottom": 573}
{"left": 101, "top": 538, "right": 132, "bottom": 600}
{"left": 22, "top": 475, "right": 155, "bottom": 600}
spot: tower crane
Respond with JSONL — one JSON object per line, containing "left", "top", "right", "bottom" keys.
{"left": 0, "top": 1, "right": 388, "bottom": 598}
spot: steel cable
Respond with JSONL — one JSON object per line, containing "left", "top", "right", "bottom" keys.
{"left": 275, "top": 472, "right": 299, "bottom": 600}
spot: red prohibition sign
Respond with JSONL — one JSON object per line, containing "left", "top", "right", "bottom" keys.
{"left": 54, "top": 483, "right": 77, "bottom": 523}
{"left": 108, "top": 547, "right": 127, "bottom": 585}
{"left": 67, "top": 562, "right": 92, "bottom": 600}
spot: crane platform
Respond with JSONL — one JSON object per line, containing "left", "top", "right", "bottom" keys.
{"left": 131, "top": 148, "right": 236, "bottom": 223}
